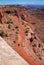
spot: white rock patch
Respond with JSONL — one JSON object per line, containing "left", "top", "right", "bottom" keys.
{"left": 0, "top": 37, "right": 29, "bottom": 65}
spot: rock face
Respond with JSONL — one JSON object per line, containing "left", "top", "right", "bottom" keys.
{"left": 0, "top": 6, "right": 44, "bottom": 65}
{"left": 0, "top": 37, "right": 29, "bottom": 65}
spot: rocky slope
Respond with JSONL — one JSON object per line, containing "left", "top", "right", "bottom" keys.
{"left": 0, "top": 6, "right": 44, "bottom": 65}
{"left": 0, "top": 37, "right": 29, "bottom": 65}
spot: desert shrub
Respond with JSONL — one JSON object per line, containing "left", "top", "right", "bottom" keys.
{"left": 0, "top": 13, "right": 2, "bottom": 24}
{"left": 0, "top": 13, "right": 2, "bottom": 18}
{"left": 5, "top": 10, "right": 11, "bottom": 14}
{"left": 14, "top": 10, "right": 19, "bottom": 17}
{"left": 30, "top": 38, "right": 33, "bottom": 42}
{"left": 0, "top": 30, "right": 8, "bottom": 37}
{"left": 14, "top": 10, "right": 17, "bottom": 13}
{"left": 21, "top": 14, "right": 25, "bottom": 20}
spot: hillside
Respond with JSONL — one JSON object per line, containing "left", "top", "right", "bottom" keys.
{"left": 0, "top": 5, "right": 44, "bottom": 65}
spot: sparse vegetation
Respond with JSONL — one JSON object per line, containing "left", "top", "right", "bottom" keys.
{"left": 32, "top": 44, "right": 37, "bottom": 47}
{"left": 0, "top": 30, "right": 8, "bottom": 37}
{"left": 0, "top": 13, "right": 2, "bottom": 24}
{"left": 14, "top": 10, "right": 19, "bottom": 17}
{"left": 38, "top": 44, "right": 41, "bottom": 47}
{"left": 25, "top": 33, "right": 28, "bottom": 36}
{"left": 39, "top": 57, "right": 42, "bottom": 60}
{"left": 18, "top": 44, "right": 20, "bottom": 46}
{"left": 8, "top": 24, "right": 11, "bottom": 29}
{"left": 15, "top": 26, "right": 18, "bottom": 29}
{"left": 0, "top": 6, "right": 44, "bottom": 65}
{"left": 22, "top": 21, "right": 25, "bottom": 25}
{"left": 5, "top": 10, "right": 11, "bottom": 14}
{"left": 13, "top": 41, "right": 16, "bottom": 43}
{"left": 33, "top": 48, "right": 36, "bottom": 53}
{"left": 15, "top": 31, "right": 18, "bottom": 34}
{"left": 6, "top": 21, "right": 13, "bottom": 24}
{"left": 25, "top": 29, "right": 29, "bottom": 36}
{"left": 25, "top": 30, "right": 29, "bottom": 33}
{"left": 30, "top": 38, "right": 33, "bottom": 42}
{"left": 21, "top": 14, "right": 25, "bottom": 20}
{"left": 42, "top": 38, "right": 44, "bottom": 43}
{"left": 14, "top": 10, "right": 17, "bottom": 13}
{"left": 34, "top": 36, "right": 37, "bottom": 39}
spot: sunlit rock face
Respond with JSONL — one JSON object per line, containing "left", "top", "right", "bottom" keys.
{"left": 0, "top": 37, "right": 29, "bottom": 65}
